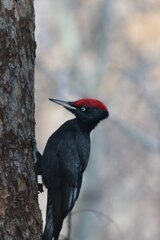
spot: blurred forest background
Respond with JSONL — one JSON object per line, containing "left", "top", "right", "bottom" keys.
{"left": 34, "top": 0, "right": 160, "bottom": 240}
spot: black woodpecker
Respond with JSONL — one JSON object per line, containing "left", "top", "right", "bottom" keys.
{"left": 41, "top": 98, "right": 109, "bottom": 240}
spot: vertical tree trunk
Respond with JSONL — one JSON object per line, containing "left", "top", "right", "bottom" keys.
{"left": 0, "top": 1, "right": 42, "bottom": 239}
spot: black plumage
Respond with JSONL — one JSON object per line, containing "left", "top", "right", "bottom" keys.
{"left": 41, "top": 98, "right": 109, "bottom": 240}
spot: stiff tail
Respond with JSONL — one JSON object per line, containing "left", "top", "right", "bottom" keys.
{"left": 42, "top": 182, "right": 64, "bottom": 240}
{"left": 42, "top": 190, "right": 54, "bottom": 240}
{"left": 42, "top": 177, "right": 82, "bottom": 240}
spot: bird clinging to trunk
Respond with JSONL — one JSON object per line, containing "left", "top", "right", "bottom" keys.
{"left": 41, "top": 98, "right": 109, "bottom": 240}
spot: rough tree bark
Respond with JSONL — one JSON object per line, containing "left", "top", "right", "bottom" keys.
{"left": 0, "top": 1, "right": 42, "bottom": 239}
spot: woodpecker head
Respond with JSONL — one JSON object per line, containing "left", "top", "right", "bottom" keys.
{"left": 49, "top": 98, "right": 109, "bottom": 131}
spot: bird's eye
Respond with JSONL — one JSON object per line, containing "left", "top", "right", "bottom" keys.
{"left": 81, "top": 107, "right": 86, "bottom": 112}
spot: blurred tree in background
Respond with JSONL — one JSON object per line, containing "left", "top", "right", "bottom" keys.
{"left": 35, "top": 0, "right": 160, "bottom": 240}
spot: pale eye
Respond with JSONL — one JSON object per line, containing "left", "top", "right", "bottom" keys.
{"left": 81, "top": 107, "right": 86, "bottom": 112}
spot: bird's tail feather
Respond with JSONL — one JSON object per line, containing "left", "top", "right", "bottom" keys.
{"left": 42, "top": 190, "right": 54, "bottom": 240}
{"left": 52, "top": 180, "right": 63, "bottom": 240}
{"left": 42, "top": 181, "right": 64, "bottom": 240}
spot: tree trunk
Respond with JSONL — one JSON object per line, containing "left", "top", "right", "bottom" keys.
{"left": 0, "top": 1, "right": 42, "bottom": 239}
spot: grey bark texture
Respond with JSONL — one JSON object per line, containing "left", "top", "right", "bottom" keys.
{"left": 0, "top": 1, "right": 42, "bottom": 239}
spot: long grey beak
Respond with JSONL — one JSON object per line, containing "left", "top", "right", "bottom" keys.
{"left": 49, "top": 98, "right": 77, "bottom": 110}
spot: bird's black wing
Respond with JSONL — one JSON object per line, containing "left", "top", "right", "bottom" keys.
{"left": 54, "top": 138, "right": 83, "bottom": 235}
{"left": 42, "top": 132, "right": 84, "bottom": 240}
{"left": 62, "top": 174, "right": 82, "bottom": 219}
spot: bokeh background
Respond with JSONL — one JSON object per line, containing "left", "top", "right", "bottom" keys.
{"left": 35, "top": 1, "right": 160, "bottom": 240}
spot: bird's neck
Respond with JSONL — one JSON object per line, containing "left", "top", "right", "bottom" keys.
{"left": 75, "top": 118, "right": 99, "bottom": 133}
